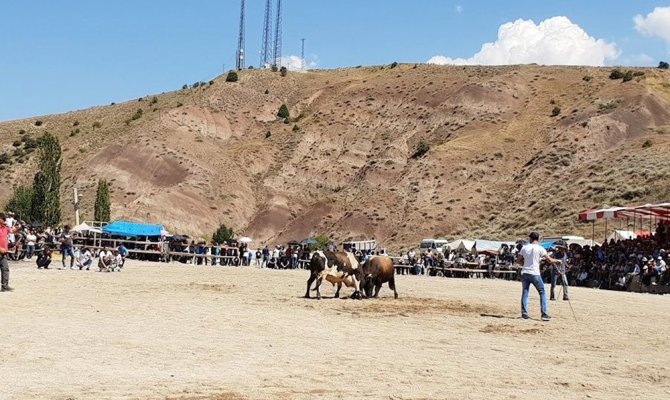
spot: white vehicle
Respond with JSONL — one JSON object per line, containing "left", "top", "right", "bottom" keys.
{"left": 419, "top": 238, "right": 449, "bottom": 253}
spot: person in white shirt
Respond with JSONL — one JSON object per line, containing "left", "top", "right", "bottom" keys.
{"left": 517, "top": 232, "right": 560, "bottom": 321}
{"left": 98, "top": 248, "right": 111, "bottom": 272}
{"left": 25, "top": 230, "right": 37, "bottom": 260}
{"left": 77, "top": 247, "right": 93, "bottom": 270}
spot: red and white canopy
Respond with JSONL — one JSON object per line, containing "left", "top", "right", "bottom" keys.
{"left": 579, "top": 203, "right": 670, "bottom": 221}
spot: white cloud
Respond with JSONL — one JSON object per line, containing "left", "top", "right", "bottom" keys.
{"left": 277, "top": 55, "right": 317, "bottom": 71}
{"left": 428, "top": 16, "right": 619, "bottom": 66}
{"left": 455, "top": 5, "right": 463, "bottom": 14}
{"left": 634, "top": 7, "right": 670, "bottom": 43}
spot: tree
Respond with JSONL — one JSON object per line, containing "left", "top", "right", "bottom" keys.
{"left": 659, "top": 61, "right": 669, "bottom": 69}
{"left": 310, "top": 234, "right": 330, "bottom": 251}
{"left": 30, "top": 132, "right": 61, "bottom": 226}
{"left": 277, "top": 104, "right": 290, "bottom": 119}
{"left": 212, "top": 224, "right": 234, "bottom": 244}
{"left": 94, "top": 179, "right": 111, "bottom": 222}
{"left": 226, "top": 71, "right": 239, "bottom": 82}
{"left": 5, "top": 186, "right": 34, "bottom": 221}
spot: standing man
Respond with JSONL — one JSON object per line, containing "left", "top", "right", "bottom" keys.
{"left": 60, "top": 225, "right": 75, "bottom": 270}
{"left": 550, "top": 241, "right": 570, "bottom": 301}
{"left": 518, "top": 232, "right": 561, "bottom": 321}
{"left": 0, "top": 213, "right": 18, "bottom": 292}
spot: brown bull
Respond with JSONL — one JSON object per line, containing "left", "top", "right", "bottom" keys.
{"left": 361, "top": 256, "right": 398, "bottom": 299}
{"left": 304, "top": 250, "right": 363, "bottom": 299}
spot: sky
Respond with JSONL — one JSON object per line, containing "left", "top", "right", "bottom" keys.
{"left": 1, "top": 0, "right": 670, "bottom": 121}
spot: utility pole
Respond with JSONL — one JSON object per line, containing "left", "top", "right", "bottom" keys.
{"left": 73, "top": 187, "right": 80, "bottom": 226}
{"left": 273, "top": 0, "right": 283, "bottom": 68}
{"left": 301, "top": 38, "right": 306, "bottom": 71}
{"left": 236, "top": 0, "right": 246, "bottom": 70}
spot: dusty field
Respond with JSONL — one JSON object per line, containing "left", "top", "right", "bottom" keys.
{"left": 1, "top": 261, "right": 670, "bottom": 400}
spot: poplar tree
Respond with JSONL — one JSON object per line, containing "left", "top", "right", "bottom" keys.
{"left": 30, "top": 133, "right": 61, "bottom": 226}
{"left": 94, "top": 179, "right": 111, "bottom": 222}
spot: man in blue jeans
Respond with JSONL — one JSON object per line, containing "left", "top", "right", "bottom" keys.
{"left": 518, "top": 232, "right": 561, "bottom": 321}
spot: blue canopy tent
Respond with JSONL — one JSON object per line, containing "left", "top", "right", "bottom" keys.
{"left": 102, "top": 220, "right": 165, "bottom": 237}
{"left": 539, "top": 240, "right": 556, "bottom": 250}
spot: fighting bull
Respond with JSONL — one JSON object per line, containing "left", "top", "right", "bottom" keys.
{"left": 360, "top": 256, "right": 398, "bottom": 299}
{"left": 304, "top": 250, "right": 364, "bottom": 299}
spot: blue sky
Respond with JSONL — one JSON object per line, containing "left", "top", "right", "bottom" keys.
{"left": 1, "top": 0, "right": 669, "bottom": 121}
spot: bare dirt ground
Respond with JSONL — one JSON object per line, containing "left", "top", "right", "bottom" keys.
{"left": 1, "top": 261, "right": 670, "bottom": 400}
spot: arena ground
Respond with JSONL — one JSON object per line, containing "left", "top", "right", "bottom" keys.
{"left": 1, "top": 261, "right": 669, "bottom": 400}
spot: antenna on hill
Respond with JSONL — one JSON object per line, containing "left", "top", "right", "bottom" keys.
{"left": 301, "top": 38, "right": 306, "bottom": 71}
{"left": 273, "top": 0, "right": 283, "bottom": 68}
{"left": 260, "top": 0, "right": 273, "bottom": 68}
{"left": 236, "top": 0, "right": 246, "bottom": 70}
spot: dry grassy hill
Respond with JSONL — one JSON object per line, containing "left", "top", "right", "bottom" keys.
{"left": 1, "top": 65, "right": 669, "bottom": 250}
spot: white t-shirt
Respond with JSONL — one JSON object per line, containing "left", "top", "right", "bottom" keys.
{"left": 80, "top": 250, "right": 92, "bottom": 264}
{"left": 26, "top": 234, "right": 36, "bottom": 246}
{"left": 98, "top": 250, "right": 108, "bottom": 259}
{"left": 520, "top": 243, "right": 547, "bottom": 276}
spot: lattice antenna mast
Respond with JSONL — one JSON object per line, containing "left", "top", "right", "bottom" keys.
{"left": 236, "top": 0, "right": 246, "bottom": 70}
{"left": 273, "top": 0, "right": 283, "bottom": 68}
{"left": 260, "top": 0, "right": 273, "bottom": 67}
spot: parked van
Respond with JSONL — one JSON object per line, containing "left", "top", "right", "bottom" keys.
{"left": 419, "top": 238, "right": 449, "bottom": 253}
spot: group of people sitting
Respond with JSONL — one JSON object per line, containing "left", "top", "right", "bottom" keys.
{"left": 551, "top": 235, "right": 670, "bottom": 291}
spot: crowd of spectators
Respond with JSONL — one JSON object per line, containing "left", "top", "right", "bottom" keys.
{"left": 546, "top": 222, "right": 670, "bottom": 291}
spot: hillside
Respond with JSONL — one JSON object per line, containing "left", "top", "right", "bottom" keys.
{"left": 1, "top": 65, "right": 669, "bottom": 250}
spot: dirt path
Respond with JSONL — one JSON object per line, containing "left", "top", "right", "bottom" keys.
{"left": 1, "top": 261, "right": 669, "bottom": 399}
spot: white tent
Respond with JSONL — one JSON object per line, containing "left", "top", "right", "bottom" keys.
{"left": 473, "top": 240, "right": 515, "bottom": 254}
{"left": 607, "top": 230, "right": 637, "bottom": 243}
{"left": 447, "top": 240, "right": 475, "bottom": 253}
{"left": 72, "top": 223, "right": 92, "bottom": 232}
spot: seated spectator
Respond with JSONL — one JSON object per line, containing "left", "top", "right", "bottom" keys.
{"left": 36, "top": 247, "right": 52, "bottom": 269}
{"left": 576, "top": 270, "right": 589, "bottom": 286}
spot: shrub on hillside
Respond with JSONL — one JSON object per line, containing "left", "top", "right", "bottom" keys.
{"left": 34, "top": 120, "right": 43, "bottom": 126}
{"left": 551, "top": 106, "right": 561, "bottom": 117}
{"left": 642, "top": 139, "right": 653, "bottom": 148}
{"left": 390, "top": 62, "right": 398, "bottom": 69}
{"left": 292, "top": 124, "right": 300, "bottom": 132}
{"left": 226, "top": 71, "right": 239, "bottom": 82}
{"left": 633, "top": 71, "right": 645, "bottom": 77}
{"left": 150, "top": 96, "right": 158, "bottom": 104}
{"left": 622, "top": 70, "right": 634, "bottom": 82}
{"left": 412, "top": 140, "right": 430, "bottom": 158}
{"left": 265, "top": 131, "right": 271, "bottom": 138}
{"left": 280, "top": 66, "right": 288, "bottom": 77}
{"left": 72, "top": 121, "right": 79, "bottom": 127}
{"left": 131, "top": 108, "right": 143, "bottom": 121}
{"left": 18, "top": 129, "right": 26, "bottom": 135}
{"left": 582, "top": 75, "right": 593, "bottom": 82}
{"left": 0, "top": 153, "right": 11, "bottom": 165}
{"left": 609, "top": 69, "right": 624, "bottom": 80}
{"left": 92, "top": 121, "right": 102, "bottom": 129}
{"left": 659, "top": 61, "right": 669, "bottom": 69}
{"left": 277, "top": 104, "right": 290, "bottom": 119}
{"left": 271, "top": 65, "right": 278, "bottom": 72}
